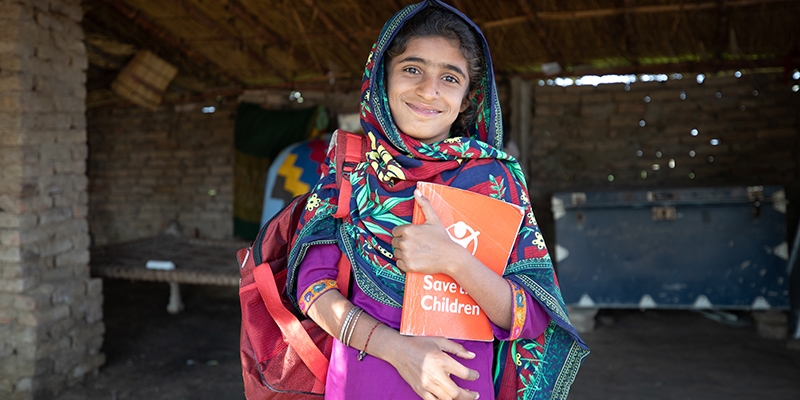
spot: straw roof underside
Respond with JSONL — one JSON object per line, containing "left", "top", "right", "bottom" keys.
{"left": 82, "top": 0, "right": 800, "bottom": 106}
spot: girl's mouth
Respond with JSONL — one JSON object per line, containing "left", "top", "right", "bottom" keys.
{"left": 407, "top": 102, "right": 441, "bottom": 116}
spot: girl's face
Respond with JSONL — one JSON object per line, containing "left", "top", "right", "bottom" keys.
{"left": 386, "top": 36, "right": 470, "bottom": 144}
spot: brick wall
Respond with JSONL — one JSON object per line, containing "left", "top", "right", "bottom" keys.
{"left": 87, "top": 101, "right": 237, "bottom": 246}
{"left": 0, "top": 0, "right": 104, "bottom": 398}
{"left": 86, "top": 89, "right": 361, "bottom": 246}
{"left": 525, "top": 72, "right": 800, "bottom": 248}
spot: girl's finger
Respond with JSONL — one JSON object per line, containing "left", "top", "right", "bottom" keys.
{"left": 414, "top": 189, "right": 442, "bottom": 225}
{"left": 436, "top": 338, "right": 476, "bottom": 360}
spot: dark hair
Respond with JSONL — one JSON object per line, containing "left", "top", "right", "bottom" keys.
{"left": 385, "top": 6, "right": 484, "bottom": 136}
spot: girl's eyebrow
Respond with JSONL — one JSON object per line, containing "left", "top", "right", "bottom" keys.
{"left": 397, "top": 56, "right": 466, "bottom": 80}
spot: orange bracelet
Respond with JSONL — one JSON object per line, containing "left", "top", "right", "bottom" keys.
{"left": 358, "top": 321, "right": 382, "bottom": 361}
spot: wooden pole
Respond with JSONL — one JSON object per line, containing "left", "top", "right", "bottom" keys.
{"left": 484, "top": 0, "right": 793, "bottom": 28}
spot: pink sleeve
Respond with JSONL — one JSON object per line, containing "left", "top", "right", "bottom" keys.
{"left": 295, "top": 243, "right": 342, "bottom": 315}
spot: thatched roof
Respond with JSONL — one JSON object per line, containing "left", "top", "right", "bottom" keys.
{"left": 82, "top": 0, "right": 800, "bottom": 106}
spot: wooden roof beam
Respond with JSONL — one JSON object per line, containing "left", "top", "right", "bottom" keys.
{"left": 226, "top": 0, "right": 322, "bottom": 75}
{"left": 485, "top": 0, "right": 794, "bottom": 27}
{"left": 103, "top": 0, "right": 241, "bottom": 86}
{"left": 386, "top": 0, "right": 403, "bottom": 12}
{"left": 517, "top": 0, "right": 564, "bottom": 69}
{"left": 451, "top": 0, "right": 467, "bottom": 14}
{"left": 299, "top": 0, "right": 361, "bottom": 55}
{"left": 622, "top": 0, "right": 639, "bottom": 65}
{"left": 715, "top": 0, "right": 734, "bottom": 58}
{"left": 511, "top": 56, "right": 800, "bottom": 79}
{"left": 174, "top": 0, "right": 292, "bottom": 82}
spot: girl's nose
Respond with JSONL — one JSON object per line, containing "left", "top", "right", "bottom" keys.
{"left": 416, "top": 76, "right": 439, "bottom": 99}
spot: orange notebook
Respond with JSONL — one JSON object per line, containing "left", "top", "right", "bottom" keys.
{"left": 399, "top": 181, "right": 525, "bottom": 341}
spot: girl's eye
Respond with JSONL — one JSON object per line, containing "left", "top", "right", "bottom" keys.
{"left": 403, "top": 67, "right": 420, "bottom": 74}
{"left": 443, "top": 75, "right": 459, "bottom": 84}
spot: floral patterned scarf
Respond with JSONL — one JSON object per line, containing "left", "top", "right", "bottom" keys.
{"left": 287, "top": 1, "right": 588, "bottom": 398}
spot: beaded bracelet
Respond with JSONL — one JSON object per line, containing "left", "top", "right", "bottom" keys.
{"left": 358, "top": 321, "right": 382, "bottom": 361}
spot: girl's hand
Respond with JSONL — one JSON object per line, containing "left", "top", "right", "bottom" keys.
{"left": 392, "top": 190, "right": 467, "bottom": 276}
{"left": 384, "top": 333, "right": 480, "bottom": 400}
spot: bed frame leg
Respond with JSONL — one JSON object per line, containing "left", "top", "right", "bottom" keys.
{"left": 167, "top": 282, "right": 184, "bottom": 314}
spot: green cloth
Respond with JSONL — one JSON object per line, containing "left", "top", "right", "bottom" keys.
{"left": 233, "top": 103, "right": 317, "bottom": 240}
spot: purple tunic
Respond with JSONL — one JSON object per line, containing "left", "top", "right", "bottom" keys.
{"left": 297, "top": 244, "right": 550, "bottom": 399}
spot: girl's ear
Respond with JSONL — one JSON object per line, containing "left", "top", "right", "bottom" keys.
{"left": 460, "top": 89, "right": 475, "bottom": 113}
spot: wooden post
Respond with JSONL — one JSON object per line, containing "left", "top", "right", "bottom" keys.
{"left": 510, "top": 76, "right": 532, "bottom": 182}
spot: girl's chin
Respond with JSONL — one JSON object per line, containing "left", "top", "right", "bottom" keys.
{"left": 396, "top": 121, "right": 450, "bottom": 143}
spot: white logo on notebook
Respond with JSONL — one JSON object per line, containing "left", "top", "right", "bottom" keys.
{"left": 446, "top": 221, "right": 480, "bottom": 255}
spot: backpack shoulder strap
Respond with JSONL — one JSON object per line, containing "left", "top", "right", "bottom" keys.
{"left": 253, "top": 263, "right": 328, "bottom": 390}
{"left": 331, "top": 130, "right": 364, "bottom": 294}
{"left": 333, "top": 130, "right": 365, "bottom": 219}
{"left": 336, "top": 251, "right": 351, "bottom": 296}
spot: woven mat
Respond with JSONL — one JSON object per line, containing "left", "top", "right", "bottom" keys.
{"left": 90, "top": 235, "right": 250, "bottom": 286}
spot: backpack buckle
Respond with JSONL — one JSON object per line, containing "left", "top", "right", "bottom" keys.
{"left": 341, "top": 161, "right": 358, "bottom": 179}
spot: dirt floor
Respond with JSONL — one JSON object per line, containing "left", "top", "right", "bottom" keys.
{"left": 54, "top": 280, "right": 245, "bottom": 400}
{"left": 53, "top": 279, "right": 800, "bottom": 400}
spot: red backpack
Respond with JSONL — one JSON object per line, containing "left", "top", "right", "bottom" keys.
{"left": 236, "top": 131, "right": 364, "bottom": 399}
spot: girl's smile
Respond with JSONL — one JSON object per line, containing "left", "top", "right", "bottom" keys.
{"left": 386, "top": 36, "right": 470, "bottom": 144}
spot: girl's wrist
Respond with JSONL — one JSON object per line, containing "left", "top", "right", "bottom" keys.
{"left": 358, "top": 321, "right": 383, "bottom": 361}
{"left": 360, "top": 323, "right": 400, "bottom": 365}
{"left": 442, "top": 242, "right": 473, "bottom": 277}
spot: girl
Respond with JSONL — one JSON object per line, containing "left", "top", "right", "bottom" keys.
{"left": 287, "top": 1, "right": 588, "bottom": 399}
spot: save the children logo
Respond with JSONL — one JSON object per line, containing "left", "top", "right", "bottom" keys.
{"left": 446, "top": 221, "right": 480, "bottom": 255}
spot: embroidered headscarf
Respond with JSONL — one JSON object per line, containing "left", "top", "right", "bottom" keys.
{"left": 288, "top": 1, "right": 588, "bottom": 398}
